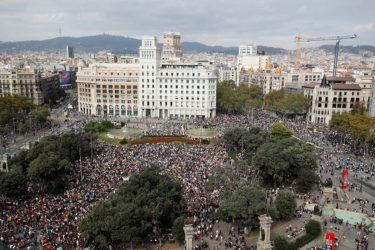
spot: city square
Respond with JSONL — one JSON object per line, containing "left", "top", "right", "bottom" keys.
{"left": 0, "top": 1, "right": 375, "bottom": 249}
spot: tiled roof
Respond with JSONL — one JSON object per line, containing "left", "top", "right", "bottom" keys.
{"left": 331, "top": 83, "right": 361, "bottom": 90}
{"left": 302, "top": 83, "right": 319, "bottom": 89}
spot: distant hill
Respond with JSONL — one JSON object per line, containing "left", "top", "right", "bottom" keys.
{"left": 318, "top": 45, "right": 375, "bottom": 55}
{"left": 0, "top": 35, "right": 141, "bottom": 54}
{"left": 0, "top": 34, "right": 372, "bottom": 55}
{"left": 0, "top": 34, "right": 286, "bottom": 55}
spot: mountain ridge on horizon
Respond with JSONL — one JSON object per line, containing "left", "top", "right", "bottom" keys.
{"left": 0, "top": 34, "right": 374, "bottom": 55}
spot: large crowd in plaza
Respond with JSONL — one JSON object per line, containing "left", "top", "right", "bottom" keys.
{"left": 0, "top": 111, "right": 374, "bottom": 249}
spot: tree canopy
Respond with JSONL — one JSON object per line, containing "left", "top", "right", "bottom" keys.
{"left": 269, "top": 123, "right": 293, "bottom": 141}
{"left": 27, "top": 153, "right": 70, "bottom": 194}
{"left": 222, "top": 125, "right": 317, "bottom": 191}
{"left": 44, "top": 87, "right": 67, "bottom": 107}
{"left": 80, "top": 167, "right": 184, "bottom": 248}
{"left": 265, "top": 90, "right": 310, "bottom": 115}
{"left": 223, "top": 127, "right": 267, "bottom": 152}
{"left": 253, "top": 137, "right": 318, "bottom": 190}
{"left": 0, "top": 166, "right": 28, "bottom": 197}
{"left": 217, "top": 81, "right": 263, "bottom": 114}
{"left": 84, "top": 120, "right": 115, "bottom": 133}
{"left": 218, "top": 186, "right": 267, "bottom": 227}
{"left": 172, "top": 217, "right": 185, "bottom": 244}
{"left": 0, "top": 95, "right": 50, "bottom": 147}
{"left": 275, "top": 190, "right": 297, "bottom": 219}
{"left": 0, "top": 132, "right": 92, "bottom": 197}
{"left": 330, "top": 112, "right": 375, "bottom": 147}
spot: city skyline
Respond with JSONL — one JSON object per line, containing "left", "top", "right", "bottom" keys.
{"left": 0, "top": 0, "right": 374, "bottom": 49}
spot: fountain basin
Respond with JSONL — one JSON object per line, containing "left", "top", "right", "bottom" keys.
{"left": 106, "top": 127, "right": 142, "bottom": 139}
{"left": 322, "top": 207, "right": 374, "bottom": 231}
{"left": 185, "top": 128, "right": 217, "bottom": 139}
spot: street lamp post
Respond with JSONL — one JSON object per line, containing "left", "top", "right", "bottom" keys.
{"left": 12, "top": 118, "right": 16, "bottom": 143}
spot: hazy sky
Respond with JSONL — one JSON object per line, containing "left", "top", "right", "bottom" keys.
{"left": 0, "top": 0, "right": 374, "bottom": 48}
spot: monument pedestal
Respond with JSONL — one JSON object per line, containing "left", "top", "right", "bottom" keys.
{"left": 183, "top": 224, "right": 194, "bottom": 250}
{"left": 256, "top": 214, "right": 273, "bottom": 250}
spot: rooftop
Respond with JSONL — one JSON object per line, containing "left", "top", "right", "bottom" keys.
{"left": 331, "top": 83, "right": 361, "bottom": 90}
{"left": 302, "top": 83, "right": 319, "bottom": 89}
{"left": 326, "top": 76, "right": 355, "bottom": 82}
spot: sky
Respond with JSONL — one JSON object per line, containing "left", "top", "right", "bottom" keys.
{"left": 0, "top": 0, "right": 374, "bottom": 49}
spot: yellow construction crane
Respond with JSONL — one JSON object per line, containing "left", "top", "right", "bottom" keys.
{"left": 294, "top": 34, "right": 358, "bottom": 76}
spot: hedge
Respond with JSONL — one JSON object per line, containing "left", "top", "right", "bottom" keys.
{"left": 275, "top": 220, "right": 321, "bottom": 250}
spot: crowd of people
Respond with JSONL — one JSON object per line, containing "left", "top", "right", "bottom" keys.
{"left": 0, "top": 142, "right": 231, "bottom": 249}
{"left": 142, "top": 122, "right": 186, "bottom": 136}
{"left": 0, "top": 110, "right": 374, "bottom": 249}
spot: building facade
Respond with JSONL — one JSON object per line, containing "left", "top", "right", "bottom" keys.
{"left": 77, "top": 33, "right": 217, "bottom": 119}
{"left": 139, "top": 36, "right": 216, "bottom": 119}
{"left": 368, "top": 64, "right": 375, "bottom": 116}
{"left": 66, "top": 46, "right": 74, "bottom": 59}
{"left": 139, "top": 36, "right": 161, "bottom": 118}
{"left": 153, "top": 63, "right": 217, "bottom": 119}
{"left": 0, "top": 68, "right": 59, "bottom": 105}
{"left": 161, "top": 32, "right": 182, "bottom": 62}
{"left": 303, "top": 76, "right": 363, "bottom": 124}
{"left": 238, "top": 45, "right": 257, "bottom": 57}
{"left": 76, "top": 61, "right": 139, "bottom": 116}
{"left": 236, "top": 45, "right": 268, "bottom": 85}
{"left": 285, "top": 71, "right": 323, "bottom": 89}
{"left": 218, "top": 66, "right": 237, "bottom": 83}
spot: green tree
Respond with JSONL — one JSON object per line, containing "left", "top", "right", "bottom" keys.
{"left": 0, "top": 167, "right": 28, "bottom": 197}
{"left": 27, "top": 133, "right": 91, "bottom": 163}
{"left": 330, "top": 112, "right": 375, "bottom": 151}
{"left": 297, "top": 168, "right": 318, "bottom": 192}
{"left": 305, "top": 220, "right": 322, "bottom": 237}
{"left": 27, "top": 153, "right": 70, "bottom": 194}
{"left": 172, "top": 217, "right": 185, "bottom": 244}
{"left": 31, "top": 105, "right": 50, "bottom": 124}
{"left": 350, "top": 102, "right": 366, "bottom": 115}
{"left": 253, "top": 138, "right": 317, "bottom": 189}
{"left": 217, "top": 81, "right": 237, "bottom": 113}
{"left": 223, "top": 128, "right": 248, "bottom": 149}
{"left": 2, "top": 132, "right": 94, "bottom": 196}
{"left": 275, "top": 190, "right": 297, "bottom": 219}
{"left": 238, "top": 84, "right": 263, "bottom": 110}
{"left": 219, "top": 186, "right": 267, "bottom": 227}
{"left": 217, "top": 81, "right": 263, "bottom": 114}
{"left": 275, "top": 93, "right": 310, "bottom": 114}
{"left": 44, "top": 87, "right": 66, "bottom": 107}
{"left": 0, "top": 95, "right": 38, "bottom": 141}
{"left": 274, "top": 236, "right": 296, "bottom": 250}
{"left": 242, "top": 127, "right": 267, "bottom": 152}
{"left": 81, "top": 168, "right": 184, "bottom": 248}
{"left": 265, "top": 90, "right": 284, "bottom": 110}
{"left": 268, "top": 205, "right": 280, "bottom": 221}
{"left": 84, "top": 121, "right": 115, "bottom": 133}
{"left": 8, "top": 150, "right": 30, "bottom": 173}
{"left": 269, "top": 123, "right": 292, "bottom": 141}
{"left": 224, "top": 127, "right": 267, "bottom": 153}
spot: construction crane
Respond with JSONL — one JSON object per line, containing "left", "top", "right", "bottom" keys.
{"left": 295, "top": 34, "right": 358, "bottom": 76}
